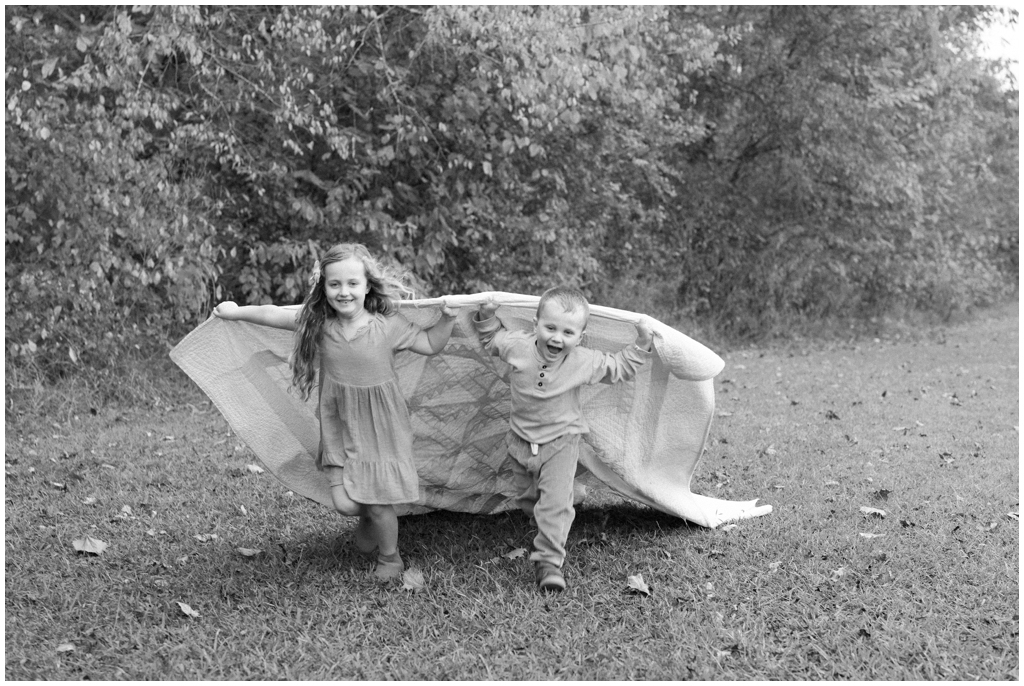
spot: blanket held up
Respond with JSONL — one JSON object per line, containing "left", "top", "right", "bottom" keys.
{"left": 169, "top": 292, "right": 772, "bottom": 528}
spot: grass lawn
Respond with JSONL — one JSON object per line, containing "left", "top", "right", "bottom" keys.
{"left": 4, "top": 302, "right": 1018, "bottom": 679}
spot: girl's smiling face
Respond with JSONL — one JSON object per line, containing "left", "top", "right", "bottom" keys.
{"left": 534, "top": 301, "right": 587, "bottom": 363}
{"left": 323, "top": 257, "right": 370, "bottom": 320}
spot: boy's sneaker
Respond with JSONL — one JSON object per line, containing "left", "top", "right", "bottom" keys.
{"left": 535, "top": 562, "right": 566, "bottom": 592}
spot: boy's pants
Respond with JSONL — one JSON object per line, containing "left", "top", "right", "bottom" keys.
{"left": 505, "top": 431, "right": 581, "bottom": 569}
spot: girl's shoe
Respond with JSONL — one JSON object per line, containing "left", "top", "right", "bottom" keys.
{"left": 535, "top": 562, "right": 566, "bottom": 592}
{"left": 354, "top": 517, "right": 377, "bottom": 555}
{"left": 374, "top": 550, "right": 404, "bottom": 580}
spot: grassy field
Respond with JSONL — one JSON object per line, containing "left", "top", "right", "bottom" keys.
{"left": 4, "top": 302, "right": 1018, "bottom": 680}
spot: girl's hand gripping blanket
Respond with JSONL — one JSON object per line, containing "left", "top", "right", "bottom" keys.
{"left": 169, "top": 292, "right": 772, "bottom": 528}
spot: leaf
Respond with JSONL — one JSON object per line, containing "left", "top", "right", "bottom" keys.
{"left": 720, "top": 524, "right": 738, "bottom": 532}
{"left": 55, "top": 643, "right": 75, "bottom": 653}
{"left": 502, "top": 547, "right": 527, "bottom": 560}
{"left": 41, "top": 57, "right": 58, "bottom": 78}
{"left": 245, "top": 463, "right": 265, "bottom": 474}
{"left": 72, "top": 536, "right": 108, "bottom": 555}
{"left": 858, "top": 532, "right": 886, "bottom": 539}
{"left": 193, "top": 533, "right": 218, "bottom": 542}
{"left": 859, "top": 506, "right": 887, "bottom": 518}
{"left": 626, "top": 573, "right": 651, "bottom": 596}
{"left": 1007, "top": 512, "right": 1019, "bottom": 521}
{"left": 830, "top": 567, "right": 847, "bottom": 580}
{"left": 82, "top": 497, "right": 97, "bottom": 505}
{"left": 176, "top": 601, "right": 200, "bottom": 618}
{"left": 402, "top": 568, "right": 426, "bottom": 592}
{"left": 236, "top": 547, "right": 262, "bottom": 557}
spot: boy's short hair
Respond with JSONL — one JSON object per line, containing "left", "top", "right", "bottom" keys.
{"left": 537, "top": 286, "right": 590, "bottom": 322}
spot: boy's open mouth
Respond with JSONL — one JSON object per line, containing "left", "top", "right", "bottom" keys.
{"left": 546, "top": 344, "right": 562, "bottom": 355}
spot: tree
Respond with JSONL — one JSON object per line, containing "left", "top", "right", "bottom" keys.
{"left": 636, "top": 6, "right": 1018, "bottom": 333}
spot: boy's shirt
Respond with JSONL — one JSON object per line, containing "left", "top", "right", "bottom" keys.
{"left": 474, "top": 314, "right": 651, "bottom": 445}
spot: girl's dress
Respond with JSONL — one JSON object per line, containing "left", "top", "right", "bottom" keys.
{"left": 315, "top": 312, "right": 423, "bottom": 504}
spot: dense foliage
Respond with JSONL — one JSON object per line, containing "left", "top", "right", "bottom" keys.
{"left": 5, "top": 6, "right": 1018, "bottom": 377}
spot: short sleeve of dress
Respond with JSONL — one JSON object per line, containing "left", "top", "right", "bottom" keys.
{"left": 385, "top": 312, "right": 424, "bottom": 352}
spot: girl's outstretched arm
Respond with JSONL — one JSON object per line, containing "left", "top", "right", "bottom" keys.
{"left": 213, "top": 302, "right": 300, "bottom": 331}
{"left": 409, "top": 299, "right": 460, "bottom": 355}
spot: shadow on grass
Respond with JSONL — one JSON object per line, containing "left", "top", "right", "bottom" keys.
{"left": 272, "top": 498, "right": 700, "bottom": 573}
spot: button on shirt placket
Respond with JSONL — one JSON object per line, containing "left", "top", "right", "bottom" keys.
{"left": 530, "top": 363, "right": 549, "bottom": 460}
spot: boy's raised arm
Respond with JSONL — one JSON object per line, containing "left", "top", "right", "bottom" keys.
{"left": 472, "top": 297, "right": 504, "bottom": 353}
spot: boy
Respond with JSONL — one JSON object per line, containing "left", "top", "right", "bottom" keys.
{"left": 474, "top": 287, "right": 653, "bottom": 592}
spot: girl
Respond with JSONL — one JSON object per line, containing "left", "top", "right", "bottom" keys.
{"left": 213, "top": 243, "right": 459, "bottom": 579}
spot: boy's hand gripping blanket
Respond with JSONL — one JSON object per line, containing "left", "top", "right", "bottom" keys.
{"left": 169, "top": 292, "right": 771, "bottom": 528}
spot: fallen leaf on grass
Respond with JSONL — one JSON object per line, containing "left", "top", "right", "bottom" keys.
{"left": 716, "top": 410, "right": 733, "bottom": 418}
{"left": 176, "top": 601, "right": 200, "bottom": 618}
{"left": 72, "top": 536, "right": 108, "bottom": 555}
{"left": 193, "top": 533, "right": 218, "bottom": 543}
{"left": 56, "top": 643, "right": 75, "bottom": 653}
{"left": 82, "top": 497, "right": 97, "bottom": 506}
{"left": 720, "top": 524, "right": 737, "bottom": 532}
{"left": 402, "top": 568, "right": 426, "bottom": 593}
{"left": 830, "top": 567, "right": 847, "bottom": 580}
{"left": 626, "top": 573, "right": 651, "bottom": 596}
{"left": 1006, "top": 512, "right": 1019, "bottom": 521}
{"left": 858, "top": 533, "right": 886, "bottom": 539}
{"left": 502, "top": 547, "right": 527, "bottom": 560}
{"left": 859, "top": 506, "right": 886, "bottom": 518}
{"left": 236, "top": 547, "right": 262, "bottom": 557}
{"left": 244, "top": 464, "right": 264, "bottom": 474}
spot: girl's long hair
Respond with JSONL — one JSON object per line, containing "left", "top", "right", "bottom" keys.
{"left": 292, "top": 243, "right": 415, "bottom": 399}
